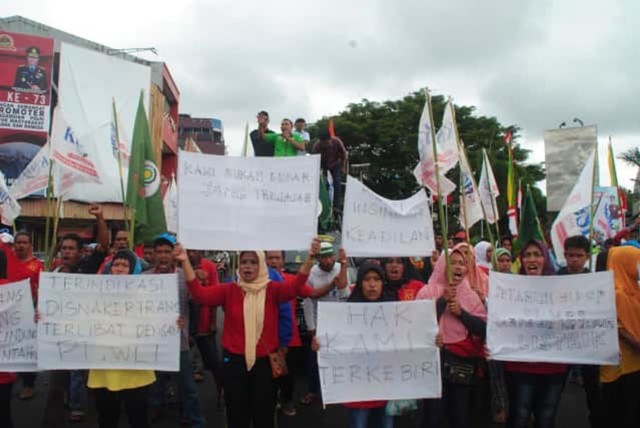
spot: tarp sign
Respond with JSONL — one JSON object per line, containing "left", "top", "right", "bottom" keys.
{"left": 341, "top": 176, "right": 435, "bottom": 257}
{"left": 0, "top": 31, "right": 54, "bottom": 186}
{"left": 0, "top": 279, "right": 37, "bottom": 371}
{"left": 37, "top": 272, "right": 180, "bottom": 371}
{"left": 487, "top": 271, "right": 619, "bottom": 365}
{"left": 317, "top": 301, "right": 441, "bottom": 404}
{"left": 178, "top": 152, "right": 320, "bottom": 250}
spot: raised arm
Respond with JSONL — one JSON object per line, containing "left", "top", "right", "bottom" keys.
{"left": 175, "top": 244, "right": 226, "bottom": 307}
{"left": 273, "top": 238, "right": 320, "bottom": 302}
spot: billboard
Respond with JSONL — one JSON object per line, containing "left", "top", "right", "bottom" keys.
{"left": 57, "top": 42, "right": 151, "bottom": 202}
{"left": 0, "top": 31, "right": 54, "bottom": 185}
{"left": 544, "top": 125, "right": 597, "bottom": 212}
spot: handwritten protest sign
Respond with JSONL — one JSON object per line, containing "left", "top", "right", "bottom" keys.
{"left": 487, "top": 271, "right": 619, "bottom": 365}
{"left": 0, "top": 279, "right": 37, "bottom": 372}
{"left": 178, "top": 152, "right": 320, "bottom": 250}
{"left": 341, "top": 176, "right": 435, "bottom": 257}
{"left": 317, "top": 301, "right": 441, "bottom": 404}
{"left": 37, "top": 273, "right": 180, "bottom": 371}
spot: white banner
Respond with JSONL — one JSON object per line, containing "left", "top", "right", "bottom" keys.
{"left": 37, "top": 272, "right": 180, "bottom": 371}
{"left": 342, "top": 176, "right": 435, "bottom": 257}
{"left": 178, "top": 152, "right": 320, "bottom": 250}
{"left": 164, "top": 175, "right": 178, "bottom": 234}
{"left": 317, "top": 301, "right": 441, "bottom": 404}
{"left": 487, "top": 271, "right": 619, "bottom": 365}
{"left": 57, "top": 42, "right": 151, "bottom": 202}
{"left": 0, "top": 170, "right": 21, "bottom": 224}
{"left": 0, "top": 279, "right": 37, "bottom": 372}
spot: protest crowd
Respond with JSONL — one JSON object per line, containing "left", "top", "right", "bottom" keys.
{"left": 1, "top": 96, "right": 639, "bottom": 428}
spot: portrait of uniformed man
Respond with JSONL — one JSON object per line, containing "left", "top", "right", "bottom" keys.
{"left": 13, "top": 46, "right": 48, "bottom": 91}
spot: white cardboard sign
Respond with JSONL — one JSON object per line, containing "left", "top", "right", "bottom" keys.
{"left": 0, "top": 279, "right": 38, "bottom": 372}
{"left": 317, "top": 301, "right": 441, "bottom": 404}
{"left": 37, "top": 272, "right": 180, "bottom": 371}
{"left": 178, "top": 152, "right": 320, "bottom": 250}
{"left": 487, "top": 271, "right": 619, "bottom": 365}
{"left": 341, "top": 176, "right": 435, "bottom": 257}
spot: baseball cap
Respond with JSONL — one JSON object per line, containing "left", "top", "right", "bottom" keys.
{"left": 319, "top": 242, "right": 334, "bottom": 256}
{"left": 154, "top": 232, "right": 177, "bottom": 247}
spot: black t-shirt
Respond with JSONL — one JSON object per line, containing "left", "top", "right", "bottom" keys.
{"left": 250, "top": 129, "right": 275, "bottom": 157}
{"left": 58, "top": 250, "right": 107, "bottom": 274}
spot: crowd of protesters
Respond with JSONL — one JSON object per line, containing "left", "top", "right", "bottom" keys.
{"left": 0, "top": 200, "right": 639, "bottom": 428}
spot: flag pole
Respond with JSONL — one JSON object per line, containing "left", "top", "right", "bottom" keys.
{"left": 112, "top": 97, "right": 130, "bottom": 235}
{"left": 43, "top": 148, "right": 55, "bottom": 271}
{"left": 588, "top": 146, "right": 599, "bottom": 271}
{"left": 426, "top": 89, "right": 452, "bottom": 284}
{"left": 241, "top": 122, "right": 249, "bottom": 157}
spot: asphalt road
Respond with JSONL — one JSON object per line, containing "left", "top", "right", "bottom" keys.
{"left": 11, "top": 370, "right": 590, "bottom": 428}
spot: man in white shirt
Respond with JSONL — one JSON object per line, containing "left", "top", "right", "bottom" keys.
{"left": 300, "top": 242, "right": 348, "bottom": 404}
{"left": 293, "top": 118, "right": 310, "bottom": 156}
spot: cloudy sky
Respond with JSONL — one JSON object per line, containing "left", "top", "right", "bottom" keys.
{"left": 3, "top": 0, "right": 639, "bottom": 191}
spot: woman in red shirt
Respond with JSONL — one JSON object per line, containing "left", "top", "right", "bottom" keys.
{"left": 0, "top": 249, "right": 17, "bottom": 428}
{"left": 504, "top": 240, "right": 567, "bottom": 428}
{"left": 180, "top": 239, "right": 319, "bottom": 428}
{"left": 417, "top": 244, "right": 488, "bottom": 428}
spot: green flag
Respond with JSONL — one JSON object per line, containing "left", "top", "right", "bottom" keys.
{"left": 126, "top": 93, "right": 166, "bottom": 244}
{"left": 517, "top": 186, "right": 544, "bottom": 246}
{"left": 318, "top": 175, "right": 333, "bottom": 232}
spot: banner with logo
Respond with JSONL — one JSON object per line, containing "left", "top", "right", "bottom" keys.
{"left": 0, "top": 31, "right": 54, "bottom": 186}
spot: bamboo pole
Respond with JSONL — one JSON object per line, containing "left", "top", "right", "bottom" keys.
{"left": 588, "top": 146, "right": 599, "bottom": 271}
{"left": 427, "top": 90, "right": 452, "bottom": 283}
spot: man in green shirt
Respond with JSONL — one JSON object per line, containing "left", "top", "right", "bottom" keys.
{"left": 261, "top": 118, "right": 305, "bottom": 157}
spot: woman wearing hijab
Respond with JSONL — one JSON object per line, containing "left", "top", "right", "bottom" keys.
{"left": 504, "top": 240, "right": 567, "bottom": 428}
{"left": 87, "top": 249, "right": 172, "bottom": 428}
{"left": 601, "top": 246, "right": 640, "bottom": 427}
{"left": 495, "top": 248, "right": 513, "bottom": 274}
{"left": 383, "top": 257, "right": 425, "bottom": 301}
{"left": 417, "top": 244, "right": 488, "bottom": 428}
{"left": 474, "top": 241, "right": 493, "bottom": 275}
{"left": 182, "top": 239, "right": 319, "bottom": 428}
{"left": 456, "top": 242, "right": 489, "bottom": 300}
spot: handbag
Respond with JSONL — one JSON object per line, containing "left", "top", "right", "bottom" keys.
{"left": 441, "top": 349, "right": 477, "bottom": 385}
{"left": 261, "top": 340, "right": 288, "bottom": 379}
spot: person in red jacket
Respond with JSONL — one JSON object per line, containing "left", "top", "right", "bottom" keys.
{"left": 0, "top": 248, "right": 17, "bottom": 428}
{"left": 181, "top": 239, "right": 319, "bottom": 428}
{"left": 504, "top": 240, "right": 567, "bottom": 428}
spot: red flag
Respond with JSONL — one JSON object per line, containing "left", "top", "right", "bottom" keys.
{"left": 503, "top": 131, "right": 512, "bottom": 145}
{"left": 328, "top": 118, "right": 336, "bottom": 138}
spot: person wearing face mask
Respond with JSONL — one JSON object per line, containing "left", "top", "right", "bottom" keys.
{"left": 504, "top": 240, "right": 566, "bottom": 428}
{"left": 600, "top": 246, "right": 640, "bottom": 427}
{"left": 183, "top": 239, "right": 320, "bottom": 428}
{"left": 382, "top": 257, "right": 425, "bottom": 301}
{"left": 417, "top": 245, "right": 488, "bottom": 428}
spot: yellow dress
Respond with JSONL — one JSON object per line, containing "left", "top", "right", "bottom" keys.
{"left": 87, "top": 369, "right": 156, "bottom": 392}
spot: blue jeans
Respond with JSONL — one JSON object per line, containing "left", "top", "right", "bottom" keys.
{"left": 69, "top": 370, "right": 87, "bottom": 412}
{"left": 350, "top": 407, "right": 393, "bottom": 428}
{"left": 505, "top": 371, "right": 566, "bottom": 428}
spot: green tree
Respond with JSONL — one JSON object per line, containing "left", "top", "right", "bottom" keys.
{"left": 308, "top": 90, "right": 546, "bottom": 238}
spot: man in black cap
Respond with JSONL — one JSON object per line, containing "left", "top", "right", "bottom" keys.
{"left": 249, "top": 110, "right": 276, "bottom": 156}
{"left": 14, "top": 46, "right": 48, "bottom": 91}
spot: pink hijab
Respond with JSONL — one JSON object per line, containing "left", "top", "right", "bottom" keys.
{"left": 416, "top": 244, "right": 487, "bottom": 344}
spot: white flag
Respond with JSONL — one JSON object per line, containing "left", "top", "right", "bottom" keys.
{"left": 435, "top": 100, "right": 460, "bottom": 173}
{"left": 550, "top": 149, "right": 596, "bottom": 265}
{"left": 0, "top": 171, "right": 21, "bottom": 224}
{"left": 9, "top": 143, "right": 52, "bottom": 200}
{"left": 164, "top": 175, "right": 178, "bottom": 234}
{"left": 478, "top": 149, "right": 500, "bottom": 224}
{"left": 413, "top": 97, "right": 456, "bottom": 197}
{"left": 50, "top": 107, "right": 102, "bottom": 186}
{"left": 459, "top": 142, "right": 483, "bottom": 228}
{"left": 111, "top": 106, "right": 131, "bottom": 167}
